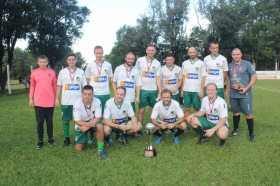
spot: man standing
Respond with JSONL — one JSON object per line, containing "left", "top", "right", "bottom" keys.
{"left": 187, "top": 83, "right": 229, "bottom": 147}
{"left": 225, "top": 48, "right": 257, "bottom": 142}
{"left": 181, "top": 47, "right": 206, "bottom": 119}
{"left": 55, "top": 53, "right": 87, "bottom": 147}
{"left": 135, "top": 44, "right": 161, "bottom": 125}
{"left": 73, "top": 85, "right": 107, "bottom": 159}
{"left": 151, "top": 89, "right": 187, "bottom": 144}
{"left": 204, "top": 41, "right": 228, "bottom": 98}
{"left": 160, "top": 53, "right": 182, "bottom": 103}
{"left": 112, "top": 52, "right": 141, "bottom": 113}
{"left": 103, "top": 87, "right": 140, "bottom": 146}
{"left": 85, "top": 46, "right": 113, "bottom": 143}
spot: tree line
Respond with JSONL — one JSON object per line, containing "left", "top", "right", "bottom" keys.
{"left": 106, "top": 0, "right": 280, "bottom": 71}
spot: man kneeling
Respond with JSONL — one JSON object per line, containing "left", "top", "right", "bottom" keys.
{"left": 187, "top": 83, "right": 229, "bottom": 147}
{"left": 151, "top": 89, "right": 187, "bottom": 144}
{"left": 103, "top": 87, "right": 141, "bottom": 146}
{"left": 73, "top": 85, "right": 107, "bottom": 159}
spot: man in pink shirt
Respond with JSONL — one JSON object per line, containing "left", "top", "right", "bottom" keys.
{"left": 29, "top": 55, "right": 57, "bottom": 149}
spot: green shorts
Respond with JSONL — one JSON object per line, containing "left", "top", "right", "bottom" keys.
{"left": 139, "top": 90, "right": 157, "bottom": 109}
{"left": 172, "top": 93, "right": 180, "bottom": 103}
{"left": 131, "top": 102, "right": 136, "bottom": 113}
{"left": 183, "top": 91, "right": 201, "bottom": 109}
{"left": 95, "top": 94, "right": 110, "bottom": 114}
{"left": 197, "top": 116, "right": 228, "bottom": 129}
{"left": 204, "top": 88, "right": 224, "bottom": 98}
{"left": 75, "top": 130, "right": 88, "bottom": 144}
{"left": 61, "top": 105, "right": 73, "bottom": 121}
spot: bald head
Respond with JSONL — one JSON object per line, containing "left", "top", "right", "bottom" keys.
{"left": 231, "top": 48, "right": 243, "bottom": 63}
{"left": 188, "top": 47, "right": 197, "bottom": 59}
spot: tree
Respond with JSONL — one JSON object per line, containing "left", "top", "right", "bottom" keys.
{"left": 0, "top": 0, "right": 37, "bottom": 91}
{"left": 28, "top": 0, "right": 90, "bottom": 70}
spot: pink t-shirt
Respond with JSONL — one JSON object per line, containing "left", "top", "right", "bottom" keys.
{"left": 29, "top": 68, "right": 57, "bottom": 107}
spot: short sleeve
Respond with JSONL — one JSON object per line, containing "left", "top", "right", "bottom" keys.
{"left": 200, "top": 98, "right": 206, "bottom": 113}
{"left": 127, "top": 103, "right": 135, "bottom": 117}
{"left": 175, "top": 102, "right": 184, "bottom": 118}
{"left": 73, "top": 102, "right": 81, "bottom": 121}
{"left": 81, "top": 71, "right": 87, "bottom": 87}
{"left": 85, "top": 64, "right": 91, "bottom": 78}
{"left": 223, "top": 58, "right": 229, "bottom": 71}
{"left": 151, "top": 104, "right": 159, "bottom": 119}
{"left": 135, "top": 71, "right": 142, "bottom": 86}
{"left": 103, "top": 101, "right": 111, "bottom": 119}
{"left": 247, "top": 62, "right": 256, "bottom": 75}
{"left": 219, "top": 100, "right": 228, "bottom": 119}
{"left": 94, "top": 99, "right": 102, "bottom": 118}
{"left": 113, "top": 67, "right": 118, "bottom": 83}
{"left": 108, "top": 64, "right": 113, "bottom": 78}
{"left": 201, "top": 63, "right": 206, "bottom": 76}
{"left": 57, "top": 71, "right": 63, "bottom": 86}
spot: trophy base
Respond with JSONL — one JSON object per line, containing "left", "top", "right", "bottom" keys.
{"left": 144, "top": 146, "right": 157, "bottom": 158}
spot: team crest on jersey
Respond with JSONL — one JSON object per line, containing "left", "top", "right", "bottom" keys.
{"left": 105, "top": 69, "right": 108, "bottom": 74}
{"left": 152, "top": 66, "right": 156, "bottom": 72}
{"left": 196, "top": 67, "right": 200, "bottom": 72}
{"left": 92, "top": 111, "right": 95, "bottom": 115}
{"left": 123, "top": 110, "right": 127, "bottom": 116}
{"left": 213, "top": 108, "right": 218, "bottom": 113}
{"left": 171, "top": 111, "right": 176, "bottom": 116}
{"left": 175, "top": 73, "right": 178, "bottom": 78}
{"left": 131, "top": 75, "right": 135, "bottom": 80}
{"left": 216, "top": 63, "right": 221, "bottom": 68}
{"left": 76, "top": 77, "right": 80, "bottom": 82}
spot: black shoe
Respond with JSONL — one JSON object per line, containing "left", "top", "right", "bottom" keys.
{"left": 249, "top": 134, "right": 256, "bottom": 142}
{"left": 230, "top": 129, "right": 239, "bottom": 137}
{"left": 48, "top": 139, "right": 56, "bottom": 147}
{"left": 197, "top": 137, "right": 209, "bottom": 144}
{"left": 105, "top": 141, "right": 112, "bottom": 148}
{"left": 121, "top": 138, "right": 128, "bottom": 145}
{"left": 219, "top": 140, "right": 226, "bottom": 147}
{"left": 36, "top": 141, "right": 43, "bottom": 150}
{"left": 63, "top": 138, "right": 70, "bottom": 147}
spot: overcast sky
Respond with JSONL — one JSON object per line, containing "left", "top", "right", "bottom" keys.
{"left": 16, "top": 0, "right": 208, "bottom": 63}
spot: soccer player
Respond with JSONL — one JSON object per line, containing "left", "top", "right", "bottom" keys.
{"left": 181, "top": 47, "right": 206, "bottom": 119}
{"left": 103, "top": 87, "right": 140, "bottom": 146}
{"left": 73, "top": 85, "right": 107, "bottom": 159}
{"left": 135, "top": 44, "right": 161, "bottom": 125}
{"left": 29, "top": 55, "right": 57, "bottom": 149}
{"left": 55, "top": 53, "right": 87, "bottom": 147}
{"left": 85, "top": 45, "right": 113, "bottom": 143}
{"left": 160, "top": 53, "right": 182, "bottom": 103}
{"left": 151, "top": 89, "right": 187, "bottom": 144}
{"left": 112, "top": 52, "right": 141, "bottom": 113}
{"left": 225, "top": 48, "right": 257, "bottom": 142}
{"left": 187, "top": 83, "right": 229, "bottom": 147}
{"left": 204, "top": 41, "right": 228, "bottom": 98}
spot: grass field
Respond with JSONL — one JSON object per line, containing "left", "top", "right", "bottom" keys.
{"left": 0, "top": 80, "right": 280, "bottom": 185}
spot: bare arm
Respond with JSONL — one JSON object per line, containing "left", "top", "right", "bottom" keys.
{"left": 156, "top": 76, "right": 162, "bottom": 96}
{"left": 112, "top": 81, "right": 117, "bottom": 95}
{"left": 135, "top": 86, "right": 140, "bottom": 103}
{"left": 103, "top": 118, "right": 119, "bottom": 129}
{"left": 55, "top": 85, "right": 62, "bottom": 107}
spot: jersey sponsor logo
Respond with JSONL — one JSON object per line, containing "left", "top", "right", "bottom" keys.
{"left": 93, "top": 76, "right": 107, "bottom": 82}
{"left": 208, "top": 114, "right": 219, "bottom": 121}
{"left": 186, "top": 73, "right": 199, "bottom": 79}
{"left": 65, "top": 84, "right": 80, "bottom": 90}
{"left": 165, "top": 79, "right": 177, "bottom": 85}
{"left": 120, "top": 81, "right": 134, "bottom": 88}
{"left": 142, "top": 71, "right": 155, "bottom": 78}
{"left": 209, "top": 69, "right": 219, "bottom": 75}
{"left": 164, "top": 117, "right": 176, "bottom": 123}
{"left": 112, "top": 118, "right": 127, "bottom": 124}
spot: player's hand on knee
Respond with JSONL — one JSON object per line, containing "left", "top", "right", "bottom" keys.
{"left": 205, "top": 128, "right": 215, "bottom": 138}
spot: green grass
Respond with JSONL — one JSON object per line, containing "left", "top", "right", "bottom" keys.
{"left": 0, "top": 80, "right": 280, "bottom": 185}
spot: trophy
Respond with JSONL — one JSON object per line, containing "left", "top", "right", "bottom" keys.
{"left": 144, "top": 123, "right": 157, "bottom": 158}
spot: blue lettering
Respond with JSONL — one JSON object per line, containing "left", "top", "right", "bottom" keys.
{"left": 210, "top": 69, "right": 219, "bottom": 75}
{"left": 187, "top": 73, "right": 199, "bottom": 79}
{"left": 208, "top": 114, "right": 219, "bottom": 121}
{"left": 124, "top": 81, "right": 134, "bottom": 88}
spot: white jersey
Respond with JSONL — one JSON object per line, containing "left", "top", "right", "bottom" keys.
{"left": 151, "top": 99, "right": 184, "bottom": 123}
{"left": 113, "top": 64, "right": 142, "bottom": 102}
{"left": 103, "top": 98, "right": 135, "bottom": 124}
{"left": 204, "top": 54, "right": 228, "bottom": 88}
{"left": 200, "top": 96, "right": 228, "bottom": 125}
{"left": 57, "top": 67, "right": 87, "bottom": 105}
{"left": 85, "top": 61, "right": 113, "bottom": 95}
{"left": 160, "top": 65, "right": 182, "bottom": 95}
{"left": 135, "top": 56, "right": 161, "bottom": 91}
{"left": 73, "top": 97, "right": 102, "bottom": 131}
{"left": 182, "top": 59, "right": 206, "bottom": 92}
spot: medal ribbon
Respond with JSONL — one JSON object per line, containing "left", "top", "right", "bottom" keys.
{"left": 125, "top": 65, "right": 133, "bottom": 79}
{"left": 208, "top": 98, "right": 216, "bottom": 114}
{"left": 68, "top": 67, "right": 76, "bottom": 83}
{"left": 83, "top": 100, "right": 92, "bottom": 117}
{"left": 95, "top": 61, "right": 103, "bottom": 76}
{"left": 146, "top": 57, "right": 153, "bottom": 72}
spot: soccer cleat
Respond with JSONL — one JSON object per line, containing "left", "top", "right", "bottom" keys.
{"left": 219, "top": 140, "right": 226, "bottom": 147}
{"left": 63, "top": 138, "right": 70, "bottom": 147}
{"left": 98, "top": 150, "right": 108, "bottom": 159}
{"left": 249, "top": 134, "right": 256, "bottom": 142}
{"left": 121, "top": 137, "right": 128, "bottom": 145}
{"left": 36, "top": 141, "right": 43, "bottom": 150}
{"left": 173, "top": 136, "right": 180, "bottom": 145}
{"left": 230, "top": 129, "right": 239, "bottom": 137}
{"left": 87, "top": 137, "right": 94, "bottom": 145}
{"left": 155, "top": 135, "right": 163, "bottom": 144}
{"left": 197, "top": 137, "right": 209, "bottom": 144}
{"left": 48, "top": 139, "right": 56, "bottom": 148}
